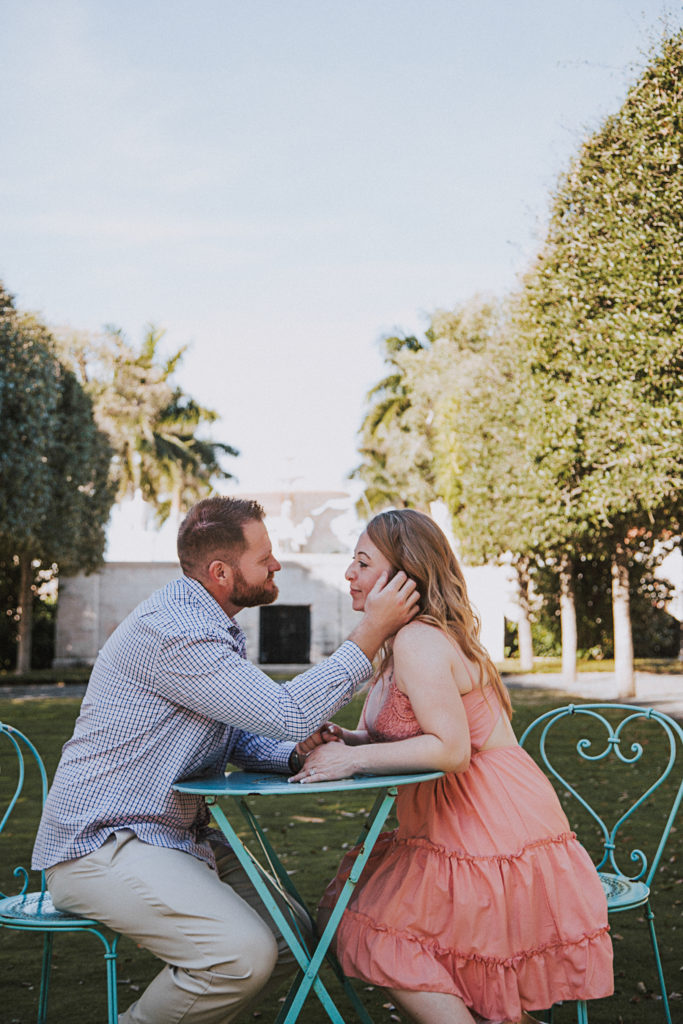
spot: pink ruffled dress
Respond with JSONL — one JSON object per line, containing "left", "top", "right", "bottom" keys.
{"left": 320, "top": 680, "right": 613, "bottom": 1021}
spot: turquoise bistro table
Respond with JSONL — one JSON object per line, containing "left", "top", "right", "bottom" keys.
{"left": 173, "top": 770, "right": 443, "bottom": 1024}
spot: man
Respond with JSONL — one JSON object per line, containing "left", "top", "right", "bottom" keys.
{"left": 33, "top": 496, "right": 418, "bottom": 1024}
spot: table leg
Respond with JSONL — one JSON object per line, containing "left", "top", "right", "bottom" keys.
{"left": 208, "top": 786, "right": 398, "bottom": 1023}
{"left": 323, "top": 787, "right": 398, "bottom": 1023}
{"left": 233, "top": 795, "right": 376, "bottom": 1024}
{"left": 208, "top": 801, "right": 347, "bottom": 1020}
{"left": 234, "top": 796, "right": 311, "bottom": 906}
{"left": 277, "top": 788, "right": 398, "bottom": 1023}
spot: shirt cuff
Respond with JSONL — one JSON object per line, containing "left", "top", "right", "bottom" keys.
{"left": 329, "top": 640, "right": 373, "bottom": 689}
{"left": 270, "top": 742, "right": 297, "bottom": 773}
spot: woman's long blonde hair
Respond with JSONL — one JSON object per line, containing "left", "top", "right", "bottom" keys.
{"left": 367, "top": 508, "right": 512, "bottom": 718}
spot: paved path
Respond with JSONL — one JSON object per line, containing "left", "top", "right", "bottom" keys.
{"left": 1, "top": 671, "right": 682, "bottom": 718}
{"left": 0, "top": 682, "right": 89, "bottom": 700}
{"left": 506, "top": 670, "right": 683, "bottom": 720}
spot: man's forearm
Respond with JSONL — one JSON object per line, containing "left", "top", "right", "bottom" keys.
{"left": 278, "top": 641, "right": 372, "bottom": 740}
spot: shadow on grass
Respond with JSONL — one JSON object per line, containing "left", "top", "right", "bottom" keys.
{"left": 1, "top": 692, "right": 680, "bottom": 1024}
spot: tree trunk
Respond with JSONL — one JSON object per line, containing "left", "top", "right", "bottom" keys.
{"left": 171, "top": 484, "right": 182, "bottom": 525}
{"left": 515, "top": 558, "right": 534, "bottom": 672}
{"left": 15, "top": 554, "right": 34, "bottom": 674}
{"left": 611, "top": 540, "right": 635, "bottom": 698}
{"left": 559, "top": 553, "right": 577, "bottom": 687}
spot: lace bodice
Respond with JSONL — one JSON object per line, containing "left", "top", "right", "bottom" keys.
{"left": 361, "top": 674, "right": 503, "bottom": 749}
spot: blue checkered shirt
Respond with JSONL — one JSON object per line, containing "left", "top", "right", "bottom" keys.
{"left": 32, "top": 575, "right": 370, "bottom": 869}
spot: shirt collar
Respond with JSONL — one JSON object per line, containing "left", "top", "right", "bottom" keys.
{"left": 181, "top": 574, "right": 244, "bottom": 638}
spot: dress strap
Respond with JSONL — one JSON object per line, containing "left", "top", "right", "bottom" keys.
{"left": 450, "top": 638, "right": 481, "bottom": 693}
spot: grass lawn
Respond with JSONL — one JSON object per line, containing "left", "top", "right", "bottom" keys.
{"left": 0, "top": 691, "right": 681, "bottom": 1024}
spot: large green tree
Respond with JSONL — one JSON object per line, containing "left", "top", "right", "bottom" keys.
{"left": 351, "top": 34, "right": 683, "bottom": 689}
{"left": 515, "top": 28, "right": 683, "bottom": 693}
{"left": 150, "top": 390, "right": 238, "bottom": 524}
{"left": 353, "top": 304, "right": 502, "bottom": 514}
{"left": 432, "top": 301, "right": 545, "bottom": 672}
{"left": 0, "top": 286, "right": 114, "bottom": 671}
{"left": 352, "top": 299, "right": 543, "bottom": 669}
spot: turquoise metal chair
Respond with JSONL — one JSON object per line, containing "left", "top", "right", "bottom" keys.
{"left": 519, "top": 703, "right": 683, "bottom": 1024}
{"left": 0, "top": 720, "right": 120, "bottom": 1023}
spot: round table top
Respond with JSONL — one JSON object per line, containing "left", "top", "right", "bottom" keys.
{"left": 174, "top": 769, "right": 444, "bottom": 796}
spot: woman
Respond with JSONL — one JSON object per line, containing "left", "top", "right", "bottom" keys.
{"left": 291, "top": 509, "right": 613, "bottom": 1024}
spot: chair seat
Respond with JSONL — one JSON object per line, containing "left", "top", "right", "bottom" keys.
{"left": 0, "top": 891, "right": 101, "bottom": 929}
{"left": 598, "top": 871, "right": 650, "bottom": 911}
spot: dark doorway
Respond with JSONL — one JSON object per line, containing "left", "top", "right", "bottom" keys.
{"left": 259, "top": 605, "right": 311, "bottom": 664}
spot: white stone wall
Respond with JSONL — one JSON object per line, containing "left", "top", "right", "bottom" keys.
{"left": 464, "top": 563, "right": 509, "bottom": 663}
{"left": 54, "top": 554, "right": 506, "bottom": 667}
{"left": 55, "top": 488, "right": 512, "bottom": 668}
{"left": 54, "top": 563, "right": 182, "bottom": 667}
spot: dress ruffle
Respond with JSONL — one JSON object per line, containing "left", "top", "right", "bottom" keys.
{"left": 320, "top": 686, "right": 613, "bottom": 1021}
{"left": 333, "top": 912, "right": 612, "bottom": 1021}
{"left": 321, "top": 821, "right": 613, "bottom": 1020}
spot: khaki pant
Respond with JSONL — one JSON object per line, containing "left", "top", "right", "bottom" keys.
{"left": 47, "top": 829, "right": 310, "bottom": 1024}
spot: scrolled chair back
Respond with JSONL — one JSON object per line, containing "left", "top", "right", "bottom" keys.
{"left": 0, "top": 720, "right": 50, "bottom": 898}
{"left": 519, "top": 702, "right": 683, "bottom": 888}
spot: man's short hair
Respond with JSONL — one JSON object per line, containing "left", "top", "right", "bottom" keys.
{"left": 177, "top": 496, "right": 265, "bottom": 577}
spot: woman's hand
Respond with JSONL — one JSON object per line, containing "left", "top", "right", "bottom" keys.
{"left": 317, "top": 722, "right": 370, "bottom": 746}
{"left": 288, "top": 740, "right": 359, "bottom": 784}
{"left": 289, "top": 723, "right": 343, "bottom": 774}
{"left": 295, "top": 723, "right": 342, "bottom": 758}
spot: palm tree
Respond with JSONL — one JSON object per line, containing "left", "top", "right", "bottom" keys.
{"left": 351, "top": 334, "right": 430, "bottom": 512}
{"left": 57, "top": 323, "right": 239, "bottom": 520}
{"left": 147, "top": 390, "right": 238, "bottom": 524}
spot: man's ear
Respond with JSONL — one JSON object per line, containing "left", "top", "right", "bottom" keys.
{"left": 207, "top": 558, "right": 234, "bottom": 590}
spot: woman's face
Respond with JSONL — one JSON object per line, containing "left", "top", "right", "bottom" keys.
{"left": 345, "top": 530, "right": 394, "bottom": 612}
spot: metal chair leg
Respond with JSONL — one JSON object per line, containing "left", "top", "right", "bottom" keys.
{"left": 37, "top": 931, "right": 54, "bottom": 1024}
{"left": 104, "top": 942, "right": 119, "bottom": 1024}
{"left": 576, "top": 999, "right": 588, "bottom": 1024}
{"left": 645, "top": 902, "right": 672, "bottom": 1024}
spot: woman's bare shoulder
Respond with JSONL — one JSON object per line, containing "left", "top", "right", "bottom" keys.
{"left": 394, "top": 620, "right": 453, "bottom": 654}
{"left": 394, "top": 622, "right": 474, "bottom": 686}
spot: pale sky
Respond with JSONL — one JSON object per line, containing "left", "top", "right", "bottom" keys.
{"left": 2, "top": 1, "right": 680, "bottom": 493}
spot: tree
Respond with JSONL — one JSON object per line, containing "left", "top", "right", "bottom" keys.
{"left": 515, "top": 28, "right": 683, "bottom": 694}
{"left": 532, "top": 543, "right": 679, "bottom": 659}
{"left": 351, "top": 33, "right": 683, "bottom": 689}
{"left": 0, "top": 285, "right": 114, "bottom": 671}
{"left": 353, "top": 298, "right": 543, "bottom": 670}
{"left": 57, "top": 324, "right": 238, "bottom": 523}
{"left": 150, "top": 390, "right": 239, "bottom": 524}
{"left": 428, "top": 299, "right": 545, "bottom": 672}
{"left": 351, "top": 332, "right": 436, "bottom": 512}
{"left": 353, "top": 303, "right": 505, "bottom": 515}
